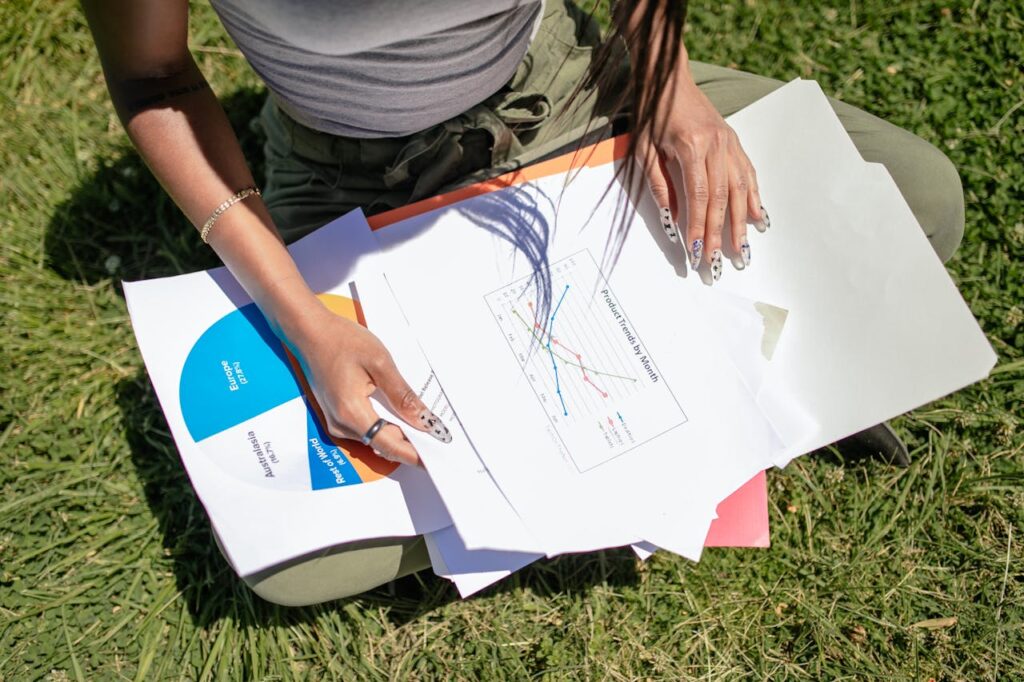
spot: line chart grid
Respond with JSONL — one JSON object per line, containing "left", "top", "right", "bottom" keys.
{"left": 484, "top": 249, "right": 687, "bottom": 472}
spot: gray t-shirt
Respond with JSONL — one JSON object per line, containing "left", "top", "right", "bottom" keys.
{"left": 210, "top": 0, "right": 543, "bottom": 138}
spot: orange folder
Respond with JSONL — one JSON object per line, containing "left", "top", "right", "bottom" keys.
{"left": 370, "top": 135, "right": 770, "bottom": 549}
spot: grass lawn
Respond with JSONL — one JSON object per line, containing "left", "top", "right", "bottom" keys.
{"left": 2, "top": 0, "right": 1022, "bottom": 679}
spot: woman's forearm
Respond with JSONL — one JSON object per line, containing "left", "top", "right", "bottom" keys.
{"left": 82, "top": 0, "right": 322, "bottom": 339}
{"left": 104, "top": 59, "right": 324, "bottom": 341}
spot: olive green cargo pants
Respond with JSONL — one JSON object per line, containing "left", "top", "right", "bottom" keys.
{"left": 240, "top": 1, "right": 965, "bottom": 606}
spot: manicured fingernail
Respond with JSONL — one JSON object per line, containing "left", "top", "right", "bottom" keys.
{"left": 419, "top": 408, "right": 452, "bottom": 443}
{"left": 711, "top": 249, "right": 723, "bottom": 282}
{"left": 760, "top": 205, "right": 771, "bottom": 230}
{"left": 740, "top": 241, "right": 751, "bottom": 267}
{"left": 690, "top": 239, "right": 704, "bottom": 270}
{"left": 659, "top": 207, "right": 678, "bottom": 242}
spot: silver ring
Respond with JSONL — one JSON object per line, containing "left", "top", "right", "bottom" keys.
{"left": 360, "top": 418, "right": 389, "bottom": 446}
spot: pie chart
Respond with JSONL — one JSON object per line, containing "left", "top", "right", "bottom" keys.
{"left": 179, "top": 294, "right": 399, "bottom": 491}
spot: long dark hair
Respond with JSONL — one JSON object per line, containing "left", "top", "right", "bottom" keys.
{"left": 567, "top": 0, "right": 690, "bottom": 267}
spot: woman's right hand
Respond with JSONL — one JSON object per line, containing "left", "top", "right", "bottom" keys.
{"left": 287, "top": 303, "right": 452, "bottom": 467}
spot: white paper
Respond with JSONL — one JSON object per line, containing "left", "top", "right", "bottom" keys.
{"left": 375, "top": 79, "right": 995, "bottom": 567}
{"left": 376, "top": 168, "right": 781, "bottom": 559}
{"left": 357, "top": 273, "right": 543, "bottom": 554}
{"left": 122, "top": 78, "right": 996, "bottom": 591}
{"left": 424, "top": 526, "right": 541, "bottom": 598}
{"left": 631, "top": 541, "right": 658, "bottom": 561}
{"left": 677, "top": 80, "right": 997, "bottom": 465}
{"left": 123, "top": 210, "right": 451, "bottom": 576}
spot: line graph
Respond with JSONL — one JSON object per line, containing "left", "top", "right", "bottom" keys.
{"left": 485, "top": 250, "right": 687, "bottom": 472}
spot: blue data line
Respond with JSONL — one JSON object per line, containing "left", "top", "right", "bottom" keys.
{"left": 549, "top": 283, "right": 569, "bottom": 333}
{"left": 546, "top": 284, "right": 570, "bottom": 416}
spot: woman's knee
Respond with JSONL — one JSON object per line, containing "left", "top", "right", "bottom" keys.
{"left": 916, "top": 146, "right": 965, "bottom": 263}
{"left": 243, "top": 561, "right": 389, "bottom": 607}
{"left": 245, "top": 573, "right": 367, "bottom": 607}
{"left": 835, "top": 99, "right": 966, "bottom": 263}
{"left": 887, "top": 140, "right": 965, "bottom": 263}
{"left": 239, "top": 536, "right": 431, "bottom": 607}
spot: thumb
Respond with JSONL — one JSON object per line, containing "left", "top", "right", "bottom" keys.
{"left": 642, "top": 149, "right": 679, "bottom": 244}
{"left": 369, "top": 353, "right": 453, "bottom": 444}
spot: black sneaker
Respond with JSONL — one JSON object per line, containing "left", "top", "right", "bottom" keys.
{"left": 834, "top": 422, "right": 911, "bottom": 467}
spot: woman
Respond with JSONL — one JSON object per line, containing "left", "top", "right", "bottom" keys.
{"left": 83, "top": 0, "right": 964, "bottom": 606}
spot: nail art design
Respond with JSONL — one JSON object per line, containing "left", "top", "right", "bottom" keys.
{"left": 419, "top": 408, "right": 453, "bottom": 443}
{"left": 760, "top": 205, "right": 771, "bottom": 230}
{"left": 659, "top": 207, "right": 678, "bottom": 242}
{"left": 740, "top": 241, "right": 751, "bottom": 267}
{"left": 690, "top": 238, "right": 704, "bottom": 270}
{"left": 711, "top": 249, "right": 723, "bottom": 282}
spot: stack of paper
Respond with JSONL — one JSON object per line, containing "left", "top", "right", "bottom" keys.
{"left": 123, "top": 80, "right": 995, "bottom": 598}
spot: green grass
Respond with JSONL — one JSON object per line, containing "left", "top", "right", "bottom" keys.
{"left": 2, "top": 0, "right": 1022, "bottom": 679}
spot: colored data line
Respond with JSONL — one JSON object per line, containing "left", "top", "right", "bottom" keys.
{"left": 551, "top": 336, "right": 609, "bottom": 398}
{"left": 516, "top": 307, "right": 636, "bottom": 383}
{"left": 548, "top": 284, "right": 569, "bottom": 343}
{"left": 546, "top": 285, "right": 570, "bottom": 416}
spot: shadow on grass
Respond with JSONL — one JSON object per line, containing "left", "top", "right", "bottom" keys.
{"left": 43, "top": 87, "right": 641, "bottom": 628}
{"left": 44, "top": 89, "right": 272, "bottom": 284}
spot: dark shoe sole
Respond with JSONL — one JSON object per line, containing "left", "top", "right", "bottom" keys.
{"left": 834, "top": 422, "right": 911, "bottom": 467}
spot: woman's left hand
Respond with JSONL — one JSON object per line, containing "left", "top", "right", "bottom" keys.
{"left": 638, "top": 62, "right": 768, "bottom": 281}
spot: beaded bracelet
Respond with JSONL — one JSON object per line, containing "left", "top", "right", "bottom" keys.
{"left": 199, "top": 186, "right": 262, "bottom": 243}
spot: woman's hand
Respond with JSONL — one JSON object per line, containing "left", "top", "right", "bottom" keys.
{"left": 286, "top": 303, "right": 452, "bottom": 467}
{"left": 639, "top": 61, "right": 769, "bottom": 281}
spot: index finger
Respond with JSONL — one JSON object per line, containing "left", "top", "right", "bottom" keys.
{"left": 679, "top": 154, "right": 709, "bottom": 271}
{"left": 368, "top": 351, "right": 452, "bottom": 443}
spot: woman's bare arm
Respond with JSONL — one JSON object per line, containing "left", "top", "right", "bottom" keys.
{"left": 82, "top": 0, "right": 448, "bottom": 463}
{"left": 81, "top": 0, "right": 322, "bottom": 337}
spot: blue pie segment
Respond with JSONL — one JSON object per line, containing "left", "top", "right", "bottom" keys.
{"left": 305, "top": 406, "right": 363, "bottom": 489}
{"left": 180, "top": 303, "right": 302, "bottom": 442}
{"left": 180, "top": 300, "right": 386, "bottom": 490}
